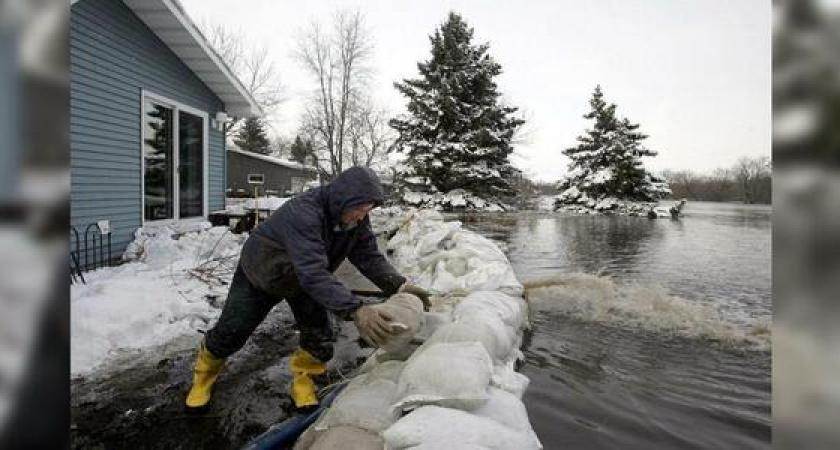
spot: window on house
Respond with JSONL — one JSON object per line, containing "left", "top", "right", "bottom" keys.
{"left": 247, "top": 173, "right": 265, "bottom": 184}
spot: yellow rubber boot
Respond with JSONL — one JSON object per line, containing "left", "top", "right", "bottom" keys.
{"left": 185, "top": 341, "right": 225, "bottom": 409}
{"left": 289, "top": 348, "right": 327, "bottom": 409}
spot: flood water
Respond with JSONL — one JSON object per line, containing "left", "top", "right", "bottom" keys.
{"left": 458, "top": 202, "right": 771, "bottom": 450}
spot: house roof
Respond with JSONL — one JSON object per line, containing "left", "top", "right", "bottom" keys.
{"left": 74, "top": 0, "right": 263, "bottom": 118}
{"left": 228, "top": 148, "right": 318, "bottom": 173}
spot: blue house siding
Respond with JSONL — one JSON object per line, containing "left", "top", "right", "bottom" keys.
{"left": 70, "top": 0, "right": 227, "bottom": 261}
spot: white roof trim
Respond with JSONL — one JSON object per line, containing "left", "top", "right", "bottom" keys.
{"left": 229, "top": 148, "right": 318, "bottom": 172}
{"left": 80, "top": 0, "right": 264, "bottom": 117}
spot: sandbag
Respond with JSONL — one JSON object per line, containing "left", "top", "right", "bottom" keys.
{"left": 421, "top": 321, "right": 510, "bottom": 362}
{"left": 408, "top": 444, "right": 491, "bottom": 450}
{"left": 393, "top": 342, "right": 493, "bottom": 412}
{"left": 455, "top": 313, "right": 517, "bottom": 361}
{"left": 309, "top": 426, "right": 382, "bottom": 450}
{"left": 453, "top": 291, "right": 527, "bottom": 329}
{"left": 491, "top": 362, "right": 531, "bottom": 399}
{"left": 414, "top": 311, "right": 453, "bottom": 342}
{"left": 382, "top": 405, "right": 541, "bottom": 450}
{"left": 373, "top": 293, "right": 425, "bottom": 358}
{"left": 471, "top": 388, "right": 542, "bottom": 448}
{"left": 315, "top": 375, "right": 400, "bottom": 433}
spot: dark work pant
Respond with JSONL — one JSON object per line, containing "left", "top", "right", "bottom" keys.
{"left": 204, "top": 265, "right": 336, "bottom": 362}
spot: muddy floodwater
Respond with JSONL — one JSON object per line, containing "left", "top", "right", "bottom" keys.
{"left": 71, "top": 202, "right": 770, "bottom": 449}
{"left": 458, "top": 201, "right": 771, "bottom": 450}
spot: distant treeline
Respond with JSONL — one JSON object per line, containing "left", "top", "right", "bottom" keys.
{"left": 662, "top": 156, "right": 771, "bottom": 205}
{"left": 515, "top": 155, "right": 771, "bottom": 207}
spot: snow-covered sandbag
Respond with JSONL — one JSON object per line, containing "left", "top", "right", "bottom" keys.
{"left": 453, "top": 291, "right": 527, "bottom": 329}
{"left": 393, "top": 342, "right": 493, "bottom": 412}
{"left": 491, "top": 362, "right": 531, "bottom": 398}
{"left": 374, "top": 293, "right": 425, "bottom": 359}
{"left": 315, "top": 374, "right": 400, "bottom": 433}
{"left": 309, "top": 426, "right": 382, "bottom": 450}
{"left": 382, "top": 405, "right": 541, "bottom": 450}
{"left": 471, "top": 388, "right": 542, "bottom": 448}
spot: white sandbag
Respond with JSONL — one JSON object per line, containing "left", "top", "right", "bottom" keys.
{"left": 472, "top": 388, "right": 542, "bottom": 449}
{"left": 366, "top": 359, "right": 405, "bottom": 382}
{"left": 422, "top": 321, "right": 511, "bottom": 362}
{"left": 309, "top": 426, "right": 383, "bottom": 450}
{"left": 450, "top": 230, "right": 509, "bottom": 261}
{"left": 393, "top": 342, "right": 493, "bottom": 412}
{"left": 408, "top": 444, "right": 491, "bottom": 450}
{"left": 374, "top": 293, "right": 425, "bottom": 358}
{"left": 491, "top": 363, "right": 531, "bottom": 399}
{"left": 454, "top": 291, "right": 527, "bottom": 329}
{"left": 316, "top": 375, "right": 400, "bottom": 433}
{"left": 414, "top": 311, "right": 453, "bottom": 342}
{"left": 455, "top": 313, "right": 517, "bottom": 361}
{"left": 382, "top": 405, "right": 541, "bottom": 450}
{"left": 415, "top": 221, "right": 460, "bottom": 256}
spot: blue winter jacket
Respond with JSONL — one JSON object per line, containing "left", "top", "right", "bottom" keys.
{"left": 240, "top": 167, "right": 406, "bottom": 315}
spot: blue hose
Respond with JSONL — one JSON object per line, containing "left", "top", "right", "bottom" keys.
{"left": 240, "top": 382, "right": 349, "bottom": 450}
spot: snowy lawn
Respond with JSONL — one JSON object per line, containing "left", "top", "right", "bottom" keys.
{"left": 71, "top": 223, "right": 244, "bottom": 375}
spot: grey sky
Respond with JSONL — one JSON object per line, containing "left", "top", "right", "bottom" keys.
{"left": 181, "top": 0, "right": 770, "bottom": 182}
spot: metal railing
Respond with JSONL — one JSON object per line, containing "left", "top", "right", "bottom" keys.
{"left": 70, "top": 222, "right": 113, "bottom": 283}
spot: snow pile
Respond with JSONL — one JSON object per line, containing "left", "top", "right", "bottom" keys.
{"left": 301, "top": 209, "right": 540, "bottom": 450}
{"left": 401, "top": 189, "right": 507, "bottom": 212}
{"left": 71, "top": 224, "right": 245, "bottom": 375}
{"left": 224, "top": 196, "right": 290, "bottom": 215}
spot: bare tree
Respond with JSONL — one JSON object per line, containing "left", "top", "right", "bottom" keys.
{"left": 347, "top": 100, "right": 397, "bottom": 170}
{"left": 734, "top": 156, "right": 772, "bottom": 204}
{"left": 295, "top": 10, "right": 374, "bottom": 178}
{"left": 661, "top": 157, "right": 771, "bottom": 204}
{"left": 201, "top": 22, "right": 285, "bottom": 136}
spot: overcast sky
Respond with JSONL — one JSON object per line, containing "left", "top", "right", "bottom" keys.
{"left": 181, "top": 0, "right": 770, "bottom": 182}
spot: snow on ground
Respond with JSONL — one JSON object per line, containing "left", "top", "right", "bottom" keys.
{"left": 71, "top": 223, "right": 244, "bottom": 375}
{"left": 400, "top": 189, "right": 507, "bottom": 212}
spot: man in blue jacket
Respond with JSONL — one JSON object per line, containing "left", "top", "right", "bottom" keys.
{"left": 186, "top": 167, "right": 420, "bottom": 410}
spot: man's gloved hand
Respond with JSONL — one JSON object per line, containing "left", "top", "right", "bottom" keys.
{"left": 399, "top": 283, "right": 432, "bottom": 311}
{"left": 352, "top": 304, "right": 395, "bottom": 347}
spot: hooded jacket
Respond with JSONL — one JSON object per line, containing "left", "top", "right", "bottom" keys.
{"left": 240, "top": 167, "right": 406, "bottom": 315}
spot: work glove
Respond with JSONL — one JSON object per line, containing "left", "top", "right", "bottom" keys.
{"left": 352, "top": 304, "right": 395, "bottom": 347}
{"left": 399, "top": 283, "right": 432, "bottom": 311}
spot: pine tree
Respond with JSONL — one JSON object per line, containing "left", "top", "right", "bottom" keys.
{"left": 558, "top": 86, "right": 669, "bottom": 203}
{"left": 390, "top": 12, "right": 525, "bottom": 201}
{"left": 233, "top": 117, "right": 271, "bottom": 155}
{"left": 290, "top": 135, "right": 312, "bottom": 164}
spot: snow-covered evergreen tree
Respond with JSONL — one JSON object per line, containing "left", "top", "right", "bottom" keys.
{"left": 390, "top": 12, "right": 525, "bottom": 207}
{"left": 557, "top": 86, "right": 669, "bottom": 205}
{"left": 233, "top": 117, "right": 271, "bottom": 155}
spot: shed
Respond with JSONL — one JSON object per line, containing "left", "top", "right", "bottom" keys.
{"left": 226, "top": 148, "right": 319, "bottom": 197}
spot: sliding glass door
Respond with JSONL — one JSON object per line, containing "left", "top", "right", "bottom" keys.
{"left": 179, "top": 110, "right": 204, "bottom": 218}
{"left": 143, "top": 100, "right": 174, "bottom": 221}
{"left": 142, "top": 94, "right": 207, "bottom": 223}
